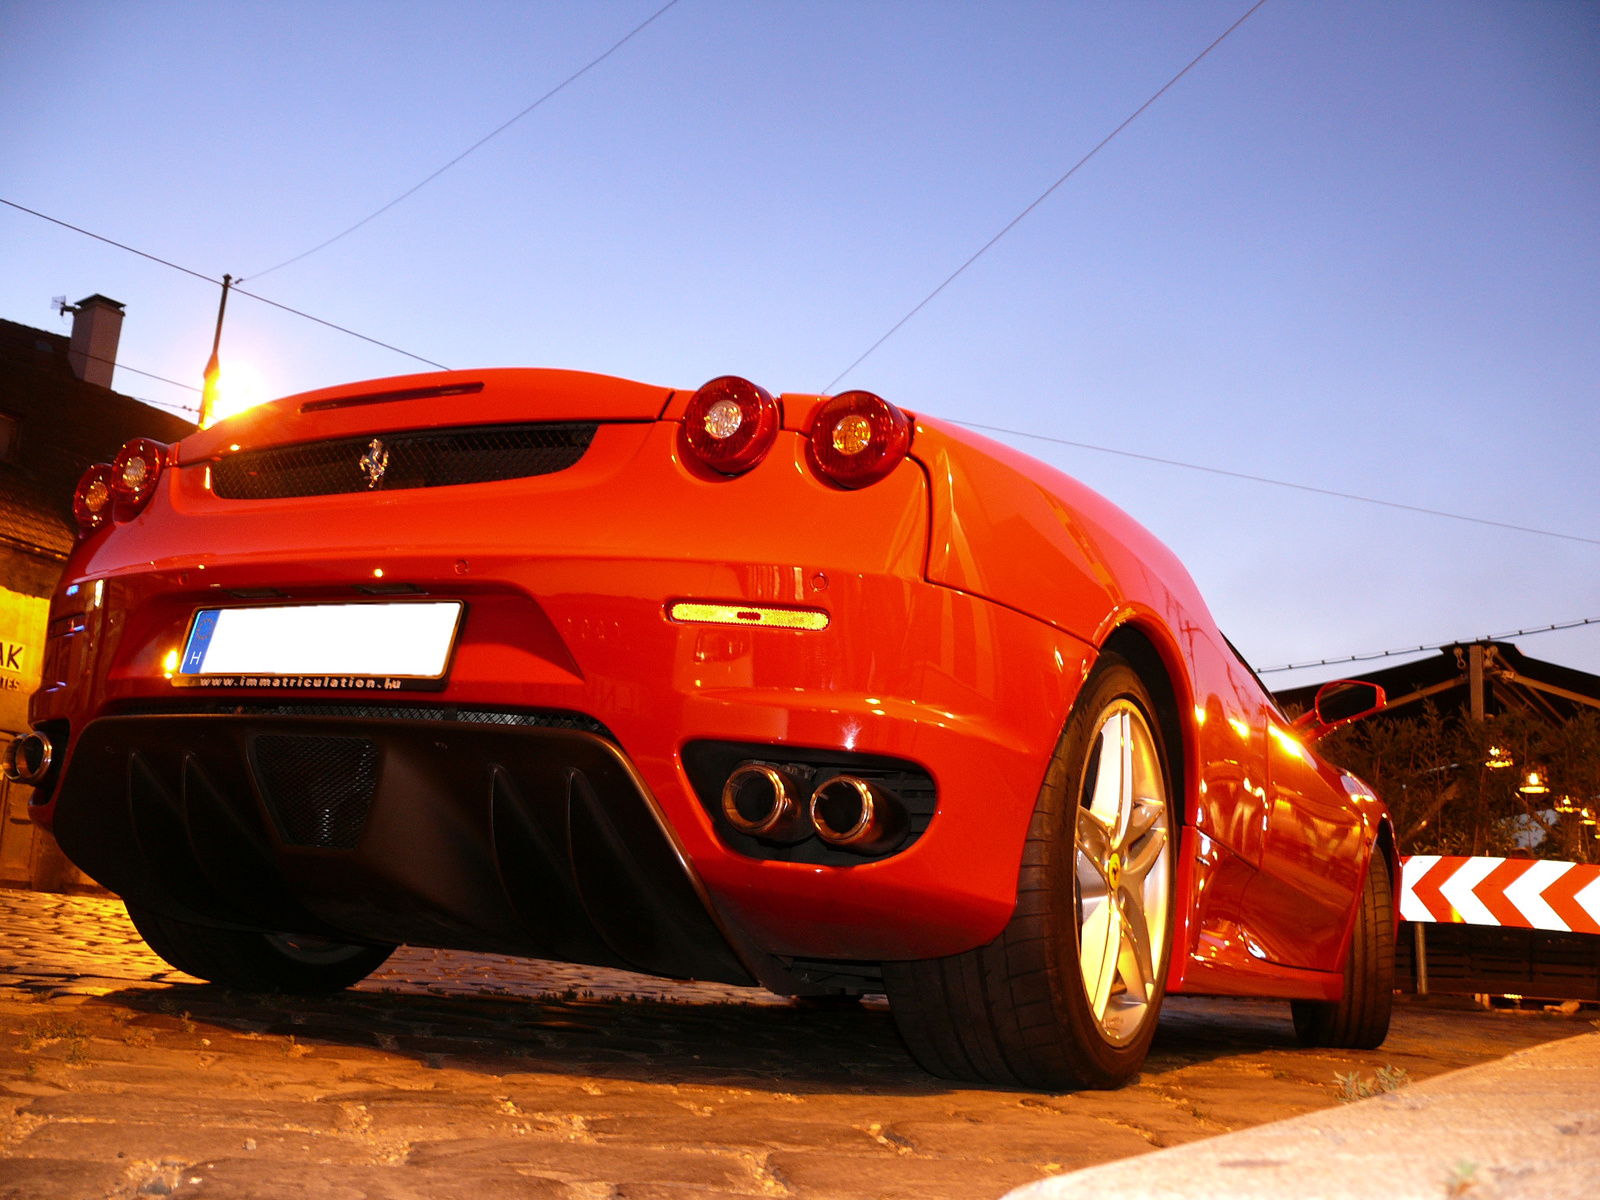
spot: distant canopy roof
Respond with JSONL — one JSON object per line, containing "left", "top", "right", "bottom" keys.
{"left": 1273, "top": 641, "right": 1600, "bottom": 725}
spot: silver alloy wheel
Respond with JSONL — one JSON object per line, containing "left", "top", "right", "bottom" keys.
{"left": 1073, "top": 699, "right": 1172, "bottom": 1045}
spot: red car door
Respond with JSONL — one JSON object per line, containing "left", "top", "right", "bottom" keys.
{"left": 1238, "top": 717, "right": 1367, "bottom": 971}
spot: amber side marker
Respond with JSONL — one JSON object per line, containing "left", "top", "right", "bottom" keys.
{"left": 667, "top": 602, "right": 830, "bottom": 631}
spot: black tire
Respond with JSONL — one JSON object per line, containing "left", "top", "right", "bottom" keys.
{"left": 882, "top": 653, "right": 1178, "bottom": 1090}
{"left": 1291, "top": 849, "right": 1395, "bottom": 1048}
{"left": 126, "top": 904, "right": 395, "bottom": 995}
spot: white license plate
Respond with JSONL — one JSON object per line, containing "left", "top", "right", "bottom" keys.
{"left": 175, "top": 601, "right": 464, "bottom": 690}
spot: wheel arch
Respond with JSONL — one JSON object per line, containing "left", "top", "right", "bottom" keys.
{"left": 1099, "top": 621, "right": 1191, "bottom": 831}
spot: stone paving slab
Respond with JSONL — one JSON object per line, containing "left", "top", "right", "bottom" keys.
{"left": 0, "top": 888, "right": 1592, "bottom": 1199}
{"left": 1004, "top": 1031, "right": 1600, "bottom": 1200}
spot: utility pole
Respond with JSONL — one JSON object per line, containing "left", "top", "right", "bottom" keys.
{"left": 1469, "top": 643, "right": 1486, "bottom": 722}
{"left": 198, "top": 273, "right": 233, "bottom": 429}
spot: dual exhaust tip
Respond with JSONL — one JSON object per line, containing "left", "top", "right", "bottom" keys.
{"left": 720, "top": 763, "right": 908, "bottom": 855}
{"left": 2, "top": 731, "right": 53, "bottom": 786}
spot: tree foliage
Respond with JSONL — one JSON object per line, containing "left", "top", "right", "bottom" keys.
{"left": 1315, "top": 706, "right": 1600, "bottom": 863}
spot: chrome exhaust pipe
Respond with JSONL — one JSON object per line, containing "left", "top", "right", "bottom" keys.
{"left": 2, "top": 731, "right": 53, "bottom": 785}
{"left": 809, "top": 775, "right": 909, "bottom": 854}
{"left": 721, "top": 763, "right": 813, "bottom": 843}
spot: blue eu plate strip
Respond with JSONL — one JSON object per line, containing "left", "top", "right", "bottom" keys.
{"left": 181, "top": 610, "right": 220, "bottom": 675}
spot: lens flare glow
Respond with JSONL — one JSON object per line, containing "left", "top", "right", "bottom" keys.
{"left": 205, "top": 363, "right": 270, "bottom": 427}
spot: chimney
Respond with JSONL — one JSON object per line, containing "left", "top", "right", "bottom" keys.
{"left": 66, "top": 293, "right": 126, "bottom": 389}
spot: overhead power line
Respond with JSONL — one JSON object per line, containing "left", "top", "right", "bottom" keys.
{"left": 14, "top": 194, "right": 1593, "bottom": 551}
{"left": 3, "top": 197, "right": 216, "bottom": 285}
{"left": 951, "top": 420, "right": 1600, "bottom": 549}
{"left": 1, "top": 198, "right": 447, "bottom": 370}
{"left": 71, "top": 351, "right": 202, "bottom": 416}
{"left": 129, "top": 393, "right": 199, "bottom": 417}
{"left": 246, "top": 0, "right": 684, "bottom": 281}
{"left": 71, "top": 349, "right": 201, "bottom": 393}
{"left": 1257, "top": 617, "right": 1600, "bottom": 675}
{"left": 823, "top": 0, "right": 1269, "bottom": 393}
{"left": 110, "top": 362, "right": 200, "bottom": 393}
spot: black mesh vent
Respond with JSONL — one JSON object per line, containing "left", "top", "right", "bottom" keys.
{"left": 123, "top": 701, "right": 617, "bottom": 742}
{"left": 211, "top": 422, "right": 599, "bottom": 499}
{"left": 252, "top": 734, "right": 379, "bottom": 849}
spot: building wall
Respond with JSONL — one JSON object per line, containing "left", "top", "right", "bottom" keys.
{"left": 0, "top": 549, "right": 102, "bottom": 893}
{"left": 0, "top": 569, "right": 102, "bottom": 894}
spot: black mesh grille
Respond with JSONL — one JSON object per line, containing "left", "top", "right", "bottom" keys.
{"left": 211, "top": 422, "right": 599, "bottom": 499}
{"left": 252, "top": 734, "right": 380, "bottom": 849}
{"left": 124, "top": 701, "right": 617, "bottom": 742}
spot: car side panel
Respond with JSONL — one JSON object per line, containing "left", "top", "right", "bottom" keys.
{"left": 1242, "top": 740, "right": 1383, "bottom": 972}
{"left": 1188, "top": 631, "right": 1270, "bottom": 868}
{"left": 911, "top": 417, "right": 1376, "bottom": 994}
{"left": 913, "top": 420, "right": 1121, "bottom": 642}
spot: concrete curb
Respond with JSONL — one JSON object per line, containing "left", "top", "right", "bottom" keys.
{"left": 1002, "top": 1031, "right": 1600, "bottom": 1200}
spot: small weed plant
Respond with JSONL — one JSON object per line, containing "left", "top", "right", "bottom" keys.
{"left": 1334, "top": 1064, "right": 1410, "bottom": 1103}
{"left": 19, "top": 1017, "right": 87, "bottom": 1052}
{"left": 1446, "top": 1160, "right": 1478, "bottom": 1197}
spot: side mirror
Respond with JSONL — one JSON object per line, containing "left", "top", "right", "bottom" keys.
{"left": 1294, "top": 679, "right": 1386, "bottom": 740}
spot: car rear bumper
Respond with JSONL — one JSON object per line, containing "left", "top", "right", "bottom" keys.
{"left": 32, "top": 421, "right": 1097, "bottom": 966}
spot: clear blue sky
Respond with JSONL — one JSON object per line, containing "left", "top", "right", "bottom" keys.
{"left": 3, "top": 1, "right": 1596, "bottom": 684}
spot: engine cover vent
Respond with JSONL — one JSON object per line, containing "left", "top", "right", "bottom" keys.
{"left": 211, "top": 422, "right": 598, "bottom": 499}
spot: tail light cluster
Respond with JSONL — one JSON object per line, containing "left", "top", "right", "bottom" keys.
{"left": 679, "top": 376, "right": 912, "bottom": 489}
{"left": 71, "top": 465, "right": 115, "bottom": 534}
{"left": 73, "top": 438, "right": 170, "bottom": 537}
{"left": 682, "top": 376, "right": 779, "bottom": 475}
{"left": 808, "top": 390, "right": 912, "bottom": 489}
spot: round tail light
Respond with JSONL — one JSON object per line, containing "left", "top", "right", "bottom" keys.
{"left": 110, "top": 438, "right": 168, "bottom": 515}
{"left": 72, "top": 463, "right": 115, "bottom": 536}
{"left": 808, "top": 391, "right": 911, "bottom": 488}
{"left": 681, "top": 376, "right": 779, "bottom": 476}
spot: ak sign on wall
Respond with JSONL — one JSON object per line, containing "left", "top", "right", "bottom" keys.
{"left": 0, "top": 587, "right": 47, "bottom": 734}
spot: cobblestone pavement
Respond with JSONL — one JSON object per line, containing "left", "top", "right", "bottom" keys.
{"left": 0, "top": 888, "right": 1590, "bottom": 1200}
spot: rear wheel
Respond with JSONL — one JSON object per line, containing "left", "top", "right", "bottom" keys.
{"left": 126, "top": 904, "right": 395, "bottom": 995}
{"left": 1291, "top": 849, "right": 1395, "bottom": 1048}
{"left": 883, "top": 654, "right": 1176, "bottom": 1089}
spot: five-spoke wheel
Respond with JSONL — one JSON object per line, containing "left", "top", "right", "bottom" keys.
{"left": 1074, "top": 700, "right": 1172, "bottom": 1047}
{"left": 883, "top": 652, "right": 1178, "bottom": 1089}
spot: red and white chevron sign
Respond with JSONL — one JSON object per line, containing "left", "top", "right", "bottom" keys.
{"left": 1399, "top": 855, "right": 1600, "bottom": 934}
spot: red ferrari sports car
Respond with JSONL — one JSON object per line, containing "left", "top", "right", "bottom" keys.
{"left": 7, "top": 369, "right": 1394, "bottom": 1089}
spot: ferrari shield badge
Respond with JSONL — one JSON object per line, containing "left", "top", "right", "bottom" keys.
{"left": 359, "top": 438, "right": 389, "bottom": 489}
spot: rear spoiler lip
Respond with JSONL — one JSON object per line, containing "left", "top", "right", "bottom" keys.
{"left": 175, "top": 367, "right": 678, "bottom": 466}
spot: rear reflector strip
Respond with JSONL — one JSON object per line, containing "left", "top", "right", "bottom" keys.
{"left": 667, "top": 602, "right": 829, "bottom": 631}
